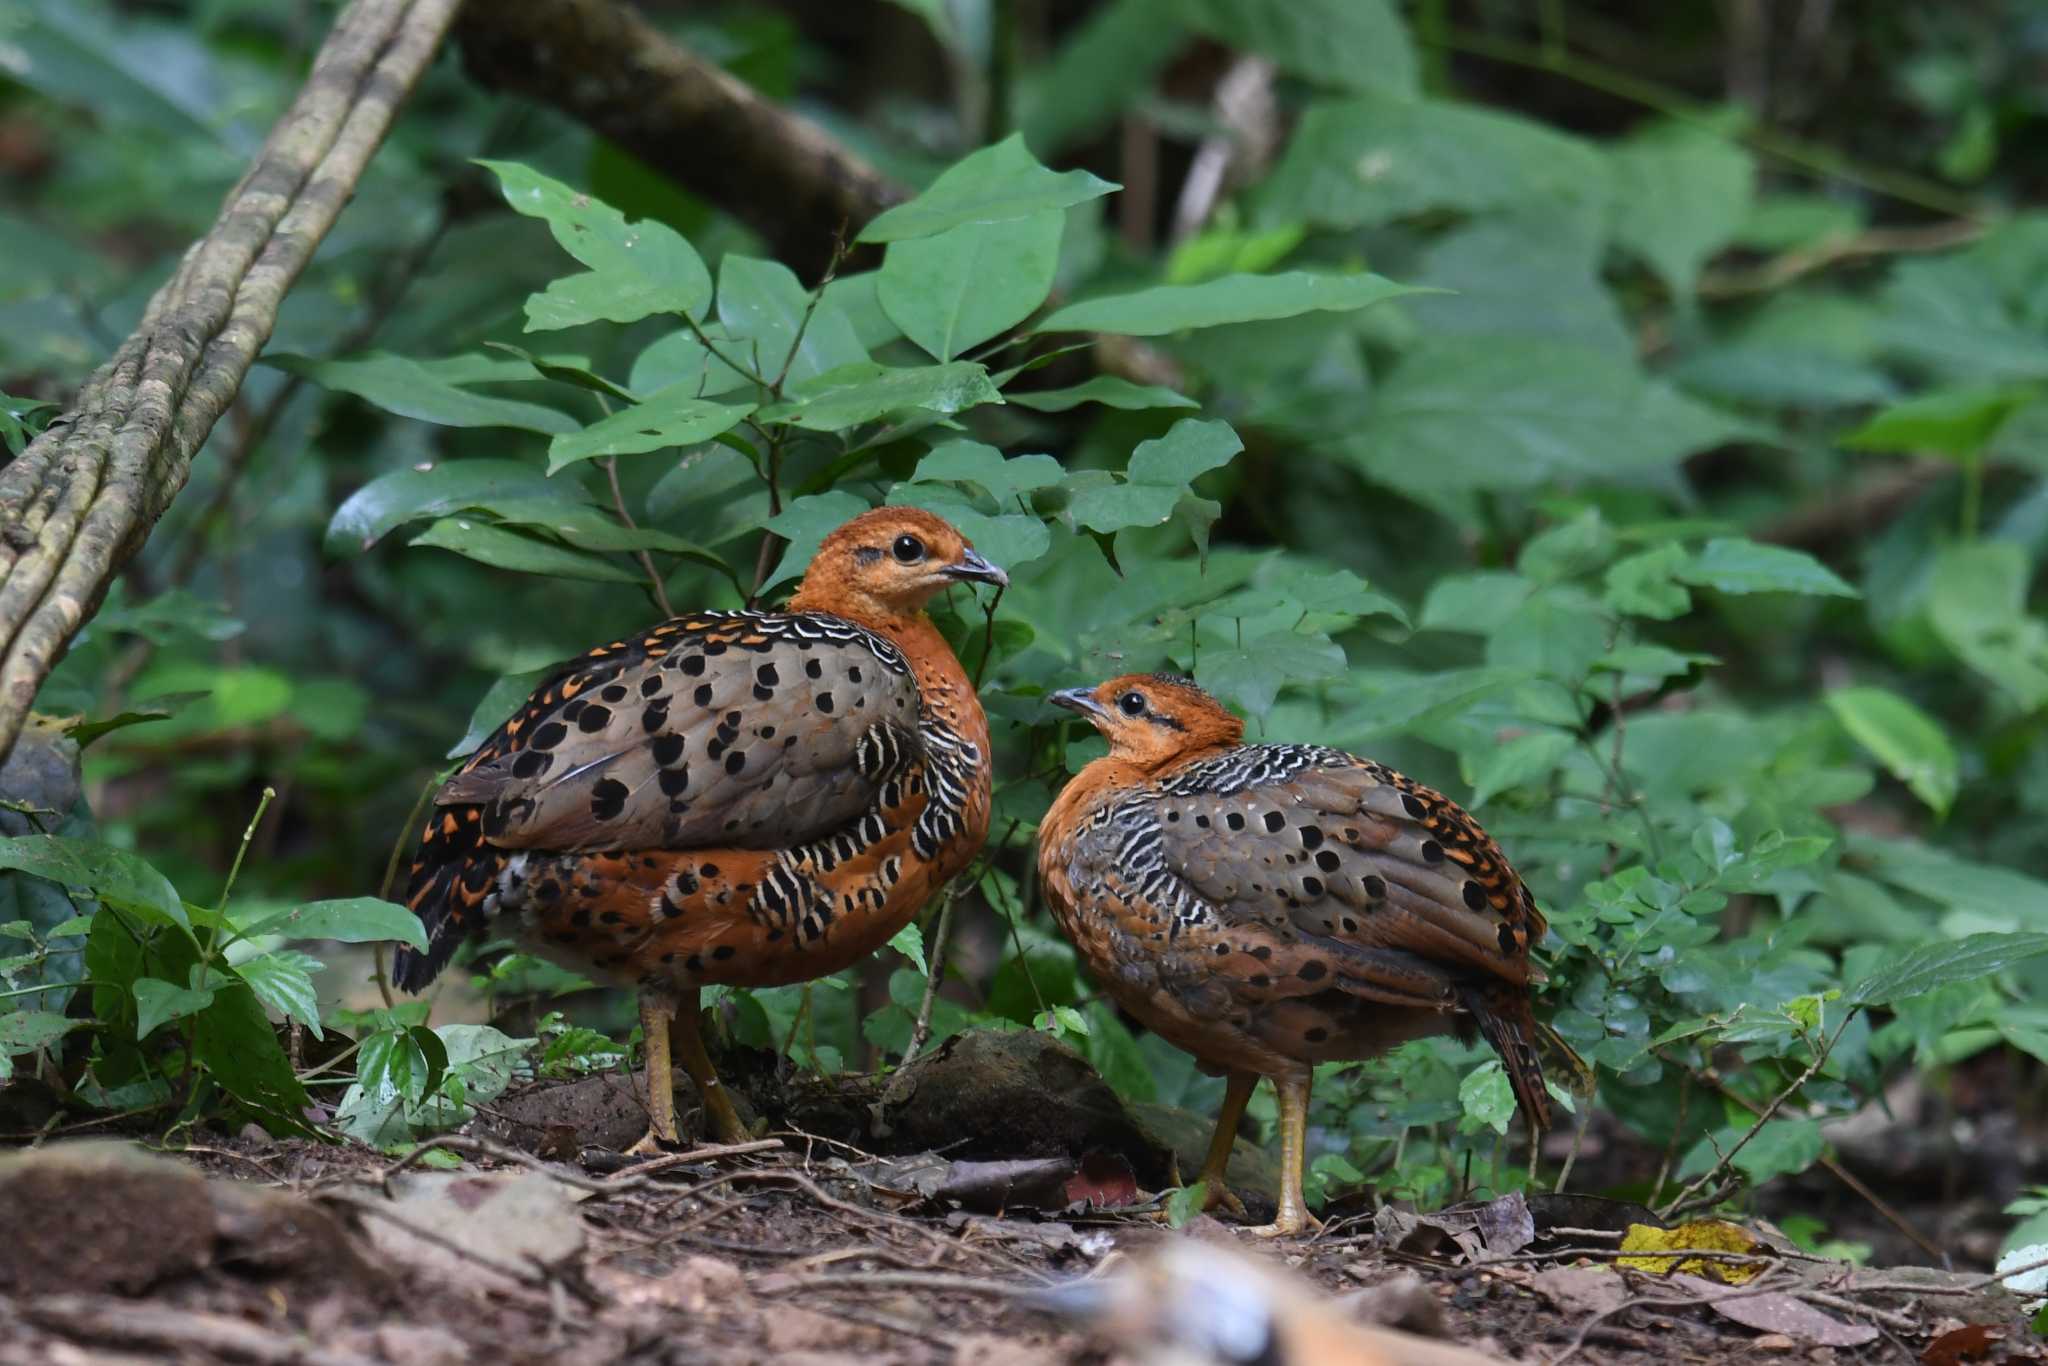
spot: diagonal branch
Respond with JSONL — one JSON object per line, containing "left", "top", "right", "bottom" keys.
{"left": 452, "top": 0, "right": 906, "bottom": 281}
{"left": 0, "top": 0, "right": 462, "bottom": 765}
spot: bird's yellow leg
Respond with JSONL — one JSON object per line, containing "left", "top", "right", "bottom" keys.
{"left": 668, "top": 987, "right": 750, "bottom": 1144}
{"left": 1194, "top": 1071, "right": 1256, "bottom": 1219}
{"left": 1248, "top": 1070, "right": 1322, "bottom": 1238}
{"left": 627, "top": 992, "right": 681, "bottom": 1155}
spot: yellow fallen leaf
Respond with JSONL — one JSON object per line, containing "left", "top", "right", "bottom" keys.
{"left": 1616, "top": 1221, "right": 1762, "bottom": 1284}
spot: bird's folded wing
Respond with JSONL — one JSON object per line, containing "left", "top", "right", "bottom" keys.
{"left": 1142, "top": 750, "right": 1543, "bottom": 994}
{"left": 437, "top": 613, "right": 924, "bottom": 853}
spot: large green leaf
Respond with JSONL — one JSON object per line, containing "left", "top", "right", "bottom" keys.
{"left": 481, "top": 160, "right": 713, "bottom": 328}
{"left": 1825, "top": 687, "right": 1958, "bottom": 815}
{"left": 1037, "top": 271, "right": 1419, "bottom": 336}
{"left": 1343, "top": 338, "right": 1748, "bottom": 500}
{"left": 0, "top": 836, "right": 186, "bottom": 930}
{"left": 758, "top": 361, "right": 1002, "bottom": 432}
{"left": 1180, "top": 0, "right": 1416, "bottom": 96}
{"left": 1256, "top": 94, "right": 1608, "bottom": 231}
{"left": 1197, "top": 632, "right": 1347, "bottom": 719}
{"left": 1007, "top": 377, "right": 1197, "bottom": 412}
{"left": 860, "top": 135, "right": 1130, "bottom": 242}
{"left": 471, "top": 497, "right": 730, "bottom": 561}
{"left": 910, "top": 442, "right": 1067, "bottom": 508}
{"left": 1607, "top": 125, "right": 1755, "bottom": 295}
{"left": 714, "top": 254, "right": 866, "bottom": 384}
{"left": 1840, "top": 386, "right": 2032, "bottom": 459}
{"left": 233, "top": 951, "right": 323, "bottom": 1040}
{"left": 629, "top": 326, "right": 757, "bottom": 398}
{"left": 880, "top": 210, "right": 1063, "bottom": 360}
{"left": 856, "top": 134, "right": 1118, "bottom": 243}
{"left": 133, "top": 974, "right": 214, "bottom": 1040}
{"left": 326, "top": 460, "right": 575, "bottom": 553}
{"left": 239, "top": 897, "right": 429, "bottom": 951}
{"left": 1677, "top": 539, "right": 1859, "bottom": 598}
{"left": 1128, "top": 419, "right": 1243, "bottom": 487}
{"left": 192, "top": 983, "right": 311, "bottom": 1130}
{"left": 410, "top": 518, "right": 646, "bottom": 585}
{"left": 265, "top": 353, "right": 578, "bottom": 434}
{"left": 0, "top": 1010, "right": 86, "bottom": 1055}
{"left": 1849, "top": 932, "right": 2048, "bottom": 1008}
{"left": 545, "top": 388, "right": 755, "bottom": 472}
{"left": 1019, "top": 0, "right": 1187, "bottom": 155}
{"left": 1928, "top": 541, "right": 2048, "bottom": 708}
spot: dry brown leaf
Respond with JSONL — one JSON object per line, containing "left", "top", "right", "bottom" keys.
{"left": 1669, "top": 1272, "right": 1878, "bottom": 1348}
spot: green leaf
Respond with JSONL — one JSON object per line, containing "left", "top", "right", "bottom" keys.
{"left": 1928, "top": 542, "right": 2048, "bottom": 708}
{"left": 1006, "top": 377, "right": 1197, "bottom": 412}
{"left": 1344, "top": 338, "right": 1749, "bottom": 502}
{"left": 1020, "top": 0, "right": 1188, "bottom": 156}
{"left": 0, "top": 836, "right": 186, "bottom": 930}
{"left": 326, "top": 460, "right": 574, "bottom": 553}
{"left": 910, "top": 442, "right": 1066, "bottom": 507}
{"left": 1256, "top": 94, "right": 1608, "bottom": 231}
{"left": 1677, "top": 539, "right": 1859, "bottom": 598}
{"left": 0, "top": 1010, "right": 84, "bottom": 1055}
{"left": 1164, "top": 1180, "right": 1209, "bottom": 1229}
{"left": 266, "top": 352, "right": 578, "bottom": 434}
{"left": 1468, "top": 731, "right": 1575, "bottom": 806}
{"left": 1730, "top": 1118, "right": 1825, "bottom": 1183}
{"left": 233, "top": 951, "right": 323, "bottom": 1040}
{"left": 133, "top": 975, "right": 215, "bottom": 1040}
{"left": 65, "top": 704, "right": 184, "bottom": 749}
{"left": 1840, "top": 386, "right": 2031, "bottom": 459}
{"left": 544, "top": 388, "right": 755, "bottom": 472}
{"left": 1037, "top": 271, "right": 1420, "bottom": 336}
{"left": 1180, "top": 0, "right": 1416, "bottom": 96}
{"left": 410, "top": 518, "right": 646, "bottom": 585}
{"left": 1849, "top": 932, "right": 2048, "bottom": 1007}
{"left": 358, "top": 1025, "right": 439, "bottom": 1107}
{"left": 629, "top": 326, "right": 757, "bottom": 398}
{"left": 758, "top": 361, "right": 1002, "bottom": 433}
{"left": 888, "top": 922, "right": 928, "bottom": 976}
{"left": 1604, "top": 545, "right": 1693, "bottom": 620}
{"left": 1826, "top": 687, "right": 1959, "bottom": 816}
{"left": 881, "top": 210, "right": 1064, "bottom": 361}
{"left": 1127, "top": 419, "right": 1243, "bottom": 487}
{"left": 472, "top": 497, "right": 732, "bottom": 561}
{"left": 1067, "top": 483, "right": 1182, "bottom": 534}
{"left": 1457, "top": 1059, "right": 1516, "bottom": 1136}
{"left": 239, "top": 897, "right": 429, "bottom": 952}
{"left": 761, "top": 490, "right": 873, "bottom": 588}
{"left": 1197, "top": 632, "right": 1346, "bottom": 719}
{"left": 856, "top": 134, "right": 1118, "bottom": 243}
{"left": 715, "top": 254, "right": 867, "bottom": 385}
{"left": 193, "top": 983, "right": 311, "bottom": 1130}
{"left": 480, "top": 160, "right": 713, "bottom": 328}
{"left": 1607, "top": 125, "right": 1755, "bottom": 295}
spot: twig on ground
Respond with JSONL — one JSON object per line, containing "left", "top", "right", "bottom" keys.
{"left": 24, "top": 1296, "right": 383, "bottom": 1366}
{"left": 376, "top": 1132, "right": 782, "bottom": 1192}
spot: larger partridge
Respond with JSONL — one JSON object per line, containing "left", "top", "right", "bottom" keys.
{"left": 394, "top": 508, "right": 1005, "bottom": 1150}
{"left": 1038, "top": 674, "right": 1550, "bottom": 1236}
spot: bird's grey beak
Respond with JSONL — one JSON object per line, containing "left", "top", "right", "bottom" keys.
{"left": 1049, "top": 686, "right": 1107, "bottom": 719}
{"left": 943, "top": 546, "right": 1008, "bottom": 588}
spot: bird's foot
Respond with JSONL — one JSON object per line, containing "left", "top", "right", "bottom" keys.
{"left": 1205, "top": 1181, "right": 1249, "bottom": 1220}
{"left": 1243, "top": 1207, "right": 1323, "bottom": 1239}
{"left": 624, "top": 1128, "right": 682, "bottom": 1158}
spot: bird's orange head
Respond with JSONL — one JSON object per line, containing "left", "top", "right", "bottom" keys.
{"left": 1049, "top": 673, "right": 1245, "bottom": 771}
{"left": 789, "top": 506, "right": 1006, "bottom": 623}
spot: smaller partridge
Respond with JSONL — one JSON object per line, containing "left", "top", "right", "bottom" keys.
{"left": 1038, "top": 675, "right": 1551, "bottom": 1236}
{"left": 394, "top": 508, "right": 1005, "bottom": 1151}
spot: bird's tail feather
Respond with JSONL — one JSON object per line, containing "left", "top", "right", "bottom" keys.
{"left": 1459, "top": 982, "right": 1552, "bottom": 1130}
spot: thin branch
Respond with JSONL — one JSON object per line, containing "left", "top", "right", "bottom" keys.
{"left": 603, "top": 456, "right": 675, "bottom": 616}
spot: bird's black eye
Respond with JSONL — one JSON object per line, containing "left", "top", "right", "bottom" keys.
{"left": 891, "top": 534, "right": 926, "bottom": 564}
{"left": 1118, "top": 691, "right": 1147, "bottom": 717}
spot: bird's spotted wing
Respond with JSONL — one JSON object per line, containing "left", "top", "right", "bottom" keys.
{"left": 438, "top": 610, "right": 924, "bottom": 853}
{"left": 1146, "top": 745, "right": 1544, "bottom": 988}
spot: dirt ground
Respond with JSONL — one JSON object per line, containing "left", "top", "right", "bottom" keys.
{"left": 0, "top": 1033, "right": 2042, "bottom": 1365}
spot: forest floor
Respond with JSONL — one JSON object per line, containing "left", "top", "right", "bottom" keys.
{"left": 0, "top": 1032, "right": 2042, "bottom": 1365}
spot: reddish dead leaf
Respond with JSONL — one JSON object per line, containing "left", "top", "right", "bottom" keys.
{"left": 1923, "top": 1324, "right": 2000, "bottom": 1365}
{"left": 1670, "top": 1273, "right": 1878, "bottom": 1348}
{"left": 1063, "top": 1150, "right": 1139, "bottom": 1210}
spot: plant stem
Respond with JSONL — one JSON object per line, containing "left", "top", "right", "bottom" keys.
{"left": 604, "top": 455, "right": 675, "bottom": 615}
